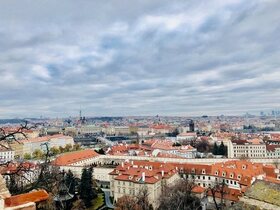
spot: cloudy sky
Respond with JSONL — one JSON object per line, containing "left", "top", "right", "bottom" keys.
{"left": 0, "top": 0, "right": 280, "bottom": 118}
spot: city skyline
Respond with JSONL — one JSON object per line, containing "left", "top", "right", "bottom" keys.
{"left": 1, "top": 0, "right": 280, "bottom": 118}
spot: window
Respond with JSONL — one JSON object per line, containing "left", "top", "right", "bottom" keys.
{"left": 222, "top": 172, "right": 226, "bottom": 177}
{"left": 208, "top": 177, "right": 211, "bottom": 180}
{"left": 215, "top": 171, "right": 218, "bottom": 176}
{"left": 202, "top": 169, "right": 206, "bottom": 174}
{"left": 203, "top": 176, "right": 205, "bottom": 180}
{"left": 230, "top": 173, "right": 234, "bottom": 178}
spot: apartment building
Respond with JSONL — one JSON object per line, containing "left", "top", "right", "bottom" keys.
{"left": 227, "top": 139, "right": 267, "bottom": 158}
{"left": 0, "top": 147, "right": 14, "bottom": 163}
{"left": 109, "top": 161, "right": 180, "bottom": 208}
{"left": 266, "top": 145, "right": 280, "bottom": 158}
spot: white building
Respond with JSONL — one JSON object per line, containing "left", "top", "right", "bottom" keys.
{"left": 227, "top": 139, "right": 267, "bottom": 158}
{"left": 0, "top": 147, "right": 14, "bottom": 163}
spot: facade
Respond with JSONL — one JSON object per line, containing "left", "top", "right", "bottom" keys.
{"left": 227, "top": 139, "right": 267, "bottom": 158}
{"left": 0, "top": 147, "right": 14, "bottom": 163}
{"left": 176, "top": 132, "right": 197, "bottom": 141}
{"left": 109, "top": 160, "right": 180, "bottom": 208}
{"left": 266, "top": 145, "right": 280, "bottom": 158}
{"left": 79, "top": 125, "right": 102, "bottom": 135}
{"left": 10, "top": 134, "right": 74, "bottom": 157}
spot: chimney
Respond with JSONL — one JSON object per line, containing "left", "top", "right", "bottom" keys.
{"left": 131, "top": 160, "right": 134, "bottom": 165}
{"left": 121, "top": 162, "right": 124, "bottom": 167}
{"left": 142, "top": 172, "right": 145, "bottom": 182}
{"left": 161, "top": 170, "right": 164, "bottom": 177}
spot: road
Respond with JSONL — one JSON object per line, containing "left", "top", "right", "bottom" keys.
{"left": 102, "top": 188, "right": 114, "bottom": 209}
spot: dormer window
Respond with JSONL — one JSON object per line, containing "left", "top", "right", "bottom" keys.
{"left": 230, "top": 173, "right": 234, "bottom": 178}
{"left": 149, "top": 166, "right": 153, "bottom": 170}
{"left": 129, "top": 176, "right": 133, "bottom": 180}
{"left": 215, "top": 171, "right": 219, "bottom": 176}
{"left": 116, "top": 170, "right": 119, "bottom": 174}
{"left": 222, "top": 172, "right": 226, "bottom": 177}
{"left": 277, "top": 175, "right": 280, "bottom": 180}
{"left": 242, "top": 165, "right": 246, "bottom": 170}
{"left": 191, "top": 168, "right": 195, "bottom": 174}
{"left": 202, "top": 169, "right": 206, "bottom": 174}
{"left": 237, "top": 175, "right": 241, "bottom": 180}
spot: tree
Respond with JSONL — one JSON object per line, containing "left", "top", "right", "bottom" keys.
{"left": 73, "top": 144, "right": 81, "bottom": 151}
{"left": 79, "top": 167, "right": 97, "bottom": 207}
{"left": 65, "top": 170, "right": 76, "bottom": 195}
{"left": 65, "top": 144, "right": 72, "bottom": 152}
{"left": 218, "top": 141, "right": 226, "bottom": 156}
{"left": 23, "top": 153, "right": 32, "bottom": 160}
{"left": 213, "top": 142, "right": 219, "bottom": 155}
{"left": 158, "top": 179, "right": 200, "bottom": 210}
{"left": 59, "top": 146, "right": 65, "bottom": 153}
{"left": 208, "top": 180, "right": 227, "bottom": 210}
{"left": 32, "top": 149, "right": 43, "bottom": 159}
{"left": 50, "top": 146, "right": 60, "bottom": 156}
{"left": 196, "top": 141, "right": 210, "bottom": 153}
{"left": 115, "top": 195, "right": 138, "bottom": 210}
{"left": 136, "top": 186, "right": 153, "bottom": 210}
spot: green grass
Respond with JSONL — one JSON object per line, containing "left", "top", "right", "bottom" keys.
{"left": 87, "top": 193, "right": 105, "bottom": 210}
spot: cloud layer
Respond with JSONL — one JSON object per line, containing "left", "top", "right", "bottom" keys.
{"left": 0, "top": 0, "right": 280, "bottom": 118}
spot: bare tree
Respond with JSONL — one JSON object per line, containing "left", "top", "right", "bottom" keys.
{"left": 158, "top": 179, "right": 200, "bottom": 210}
{"left": 208, "top": 181, "right": 227, "bottom": 210}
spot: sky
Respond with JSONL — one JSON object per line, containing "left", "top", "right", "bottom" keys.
{"left": 0, "top": 0, "right": 280, "bottom": 118}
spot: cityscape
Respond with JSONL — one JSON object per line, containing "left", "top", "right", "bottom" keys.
{"left": 1, "top": 1, "right": 280, "bottom": 210}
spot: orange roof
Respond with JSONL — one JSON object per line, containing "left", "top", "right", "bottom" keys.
{"left": 207, "top": 186, "right": 241, "bottom": 202}
{"left": 5, "top": 190, "right": 49, "bottom": 207}
{"left": 192, "top": 186, "right": 205, "bottom": 194}
{"left": 53, "top": 149, "right": 99, "bottom": 166}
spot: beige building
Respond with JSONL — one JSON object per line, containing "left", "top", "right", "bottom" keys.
{"left": 228, "top": 139, "right": 267, "bottom": 158}
{"left": 109, "top": 160, "right": 180, "bottom": 208}
{"left": 10, "top": 134, "right": 74, "bottom": 158}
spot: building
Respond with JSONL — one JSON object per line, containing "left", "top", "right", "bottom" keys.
{"left": 227, "top": 139, "right": 267, "bottom": 158}
{"left": 109, "top": 160, "right": 180, "bottom": 208}
{"left": 1, "top": 162, "right": 40, "bottom": 188}
{"left": 176, "top": 132, "right": 197, "bottom": 141}
{"left": 79, "top": 125, "right": 102, "bottom": 135}
{"left": 0, "top": 147, "right": 14, "bottom": 163}
{"left": 1, "top": 190, "right": 49, "bottom": 210}
{"left": 10, "top": 134, "right": 74, "bottom": 157}
{"left": 266, "top": 145, "right": 280, "bottom": 158}
{"left": 149, "top": 140, "right": 197, "bottom": 158}
{"left": 52, "top": 149, "right": 100, "bottom": 177}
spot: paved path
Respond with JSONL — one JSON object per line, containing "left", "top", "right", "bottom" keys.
{"left": 102, "top": 188, "right": 114, "bottom": 209}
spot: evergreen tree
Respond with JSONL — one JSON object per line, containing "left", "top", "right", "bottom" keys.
{"left": 79, "top": 168, "right": 96, "bottom": 207}
{"left": 213, "top": 142, "right": 219, "bottom": 155}
{"left": 65, "top": 170, "right": 76, "bottom": 195}
{"left": 218, "top": 141, "right": 226, "bottom": 156}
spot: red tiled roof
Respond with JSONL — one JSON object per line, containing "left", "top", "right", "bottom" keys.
{"left": 53, "top": 149, "right": 99, "bottom": 166}
{"left": 192, "top": 186, "right": 205, "bottom": 194}
{"left": 5, "top": 190, "right": 49, "bottom": 207}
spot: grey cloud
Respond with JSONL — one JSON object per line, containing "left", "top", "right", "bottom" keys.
{"left": 0, "top": 0, "right": 280, "bottom": 118}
